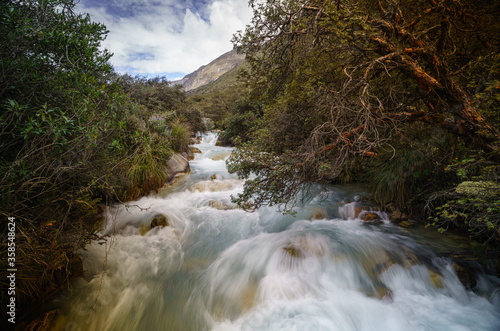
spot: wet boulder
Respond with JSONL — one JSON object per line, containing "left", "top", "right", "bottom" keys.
{"left": 191, "top": 179, "right": 239, "bottom": 192}
{"left": 385, "top": 203, "right": 409, "bottom": 223}
{"left": 282, "top": 244, "right": 305, "bottom": 258}
{"left": 279, "top": 233, "right": 329, "bottom": 270}
{"left": 190, "top": 146, "right": 202, "bottom": 154}
{"left": 389, "top": 210, "right": 409, "bottom": 223}
{"left": 279, "top": 244, "right": 305, "bottom": 270}
{"left": 309, "top": 208, "right": 328, "bottom": 220}
{"left": 452, "top": 263, "right": 476, "bottom": 289}
{"left": 151, "top": 214, "right": 169, "bottom": 227}
{"left": 373, "top": 284, "right": 394, "bottom": 302}
{"left": 428, "top": 269, "right": 444, "bottom": 288}
{"left": 209, "top": 200, "right": 232, "bottom": 210}
{"left": 215, "top": 134, "right": 232, "bottom": 147}
{"left": 360, "top": 212, "right": 382, "bottom": 224}
{"left": 296, "top": 233, "right": 329, "bottom": 258}
{"left": 355, "top": 205, "right": 380, "bottom": 217}
{"left": 140, "top": 214, "right": 169, "bottom": 235}
{"left": 166, "top": 153, "right": 190, "bottom": 183}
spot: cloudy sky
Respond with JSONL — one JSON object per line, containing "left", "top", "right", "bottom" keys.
{"left": 76, "top": 0, "right": 253, "bottom": 80}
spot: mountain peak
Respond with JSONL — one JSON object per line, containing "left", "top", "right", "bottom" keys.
{"left": 172, "top": 49, "right": 245, "bottom": 91}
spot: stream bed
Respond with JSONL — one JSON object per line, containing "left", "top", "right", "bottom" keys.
{"left": 49, "top": 133, "right": 500, "bottom": 331}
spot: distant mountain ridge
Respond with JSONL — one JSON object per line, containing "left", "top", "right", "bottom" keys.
{"left": 172, "top": 49, "right": 245, "bottom": 91}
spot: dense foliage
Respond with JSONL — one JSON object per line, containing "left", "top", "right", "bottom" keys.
{"left": 224, "top": 0, "right": 500, "bottom": 242}
{"left": 0, "top": 0, "right": 198, "bottom": 321}
{"left": 1, "top": 0, "right": 499, "bottom": 322}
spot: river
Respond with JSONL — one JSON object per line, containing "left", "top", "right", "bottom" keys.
{"left": 49, "top": 132, "right": 500, "bottom": 331}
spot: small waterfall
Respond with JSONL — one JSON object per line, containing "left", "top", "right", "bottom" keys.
{"left": 48, "top": 132, "right": 500, "bottom": 331}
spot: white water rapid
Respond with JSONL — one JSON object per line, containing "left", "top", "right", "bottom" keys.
{"left": 50, "top": 132, "right": 500, "bottom": 331}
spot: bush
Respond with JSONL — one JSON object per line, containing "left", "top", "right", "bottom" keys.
{"left": 0, "top": 0, "right": 182, "bottom": 320}
{"left": 426, "top": 151, "right": 500, "bottom": 245}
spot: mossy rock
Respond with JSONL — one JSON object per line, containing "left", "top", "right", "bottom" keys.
{"left": 190, "top": 146, "right": 202, "bottom": 154}
{"left": 151, "top": 214, "right": 169, "bottom": 228}
{"left": 455, "top": 181, "right": 500, "bottom": 199}
{"left": 139, "top": 223, "right": 150, "bottom": 236}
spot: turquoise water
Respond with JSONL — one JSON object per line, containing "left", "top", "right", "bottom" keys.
{"left": 49, "top": 133, "right": 500, "bottom": 331}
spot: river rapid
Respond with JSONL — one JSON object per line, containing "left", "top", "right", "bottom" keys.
{"left": 49, "top": 132, "right": 500, "bottom": 331}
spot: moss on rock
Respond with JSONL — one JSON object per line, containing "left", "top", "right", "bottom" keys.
{"left": 455, "top": 181, "right": 500, "bottom": 199}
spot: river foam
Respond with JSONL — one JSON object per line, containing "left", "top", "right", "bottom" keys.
{"left": 49, "top": 132, "right": 500, "bottom": 331}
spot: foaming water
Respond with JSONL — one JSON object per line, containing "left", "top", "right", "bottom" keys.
{"left": 49, "top": 133, "right": 500, "bottom": 331}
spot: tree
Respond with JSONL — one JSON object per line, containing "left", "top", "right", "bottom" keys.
{"left": 228, "top": 0, "right": 500, "bottom": 210}
{"left": 0, "top": 0, "right": 113, "bottom": 105}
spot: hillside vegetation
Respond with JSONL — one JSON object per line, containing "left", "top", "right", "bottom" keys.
{"left": 174, "top": 49, "right": 245, "bottom": 92}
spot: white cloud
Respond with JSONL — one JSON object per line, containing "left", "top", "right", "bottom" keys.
{"left": 78, "top": 0, "right": 253, "bottom": 77}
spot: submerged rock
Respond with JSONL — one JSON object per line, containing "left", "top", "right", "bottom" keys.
{"left": 428, "top": 269, "right": 444, "bottom": 288}
{"left": 296, "top": 234, "right": 329, "bottom": 258}
{"left": 398, "top": 220, "right": 415, "bottom": 228}
{"left": 191, "top": 179, "right": 239, "bottom": 192}
{"left": 151, "top": 214, "right": 169, "bottom": 227}
{"left": 279, "top": 233, "right": 330, "bottom": 270}
{"left": 309, "top": 208, "right": 328, "bottom": 220}
{"left": 210, "top": 151, "right": 232, "bottom": 161}
{"left": 139, "top": 214, "right": 169, "bottom": 235}
{"left": 139, "top": 214, "right": 170, "bottom": 236}
{"left": 373, "top": 284, "right": 394, "bottom": 302}
{"left": 279, "top": 244, "right": 305, "bottom": 270}
{"left": 452, "top": 263, "right": 477, "bottom": 288}
{"left": 282, "top": 245, "right": 305, "bottom": 259}
{"left": 139, "top": 223, "right": 150, "bottom": 236}
{"left": 209, "top": 200, "right": 232, "bottom": 210}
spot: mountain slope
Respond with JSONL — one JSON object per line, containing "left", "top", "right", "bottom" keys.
{"left": 172, "top": 49, "right": 245, "bottom": 92}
